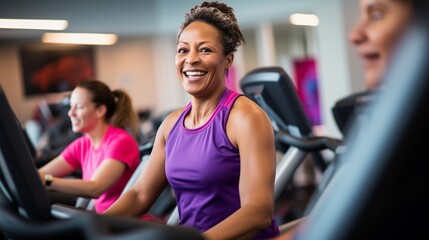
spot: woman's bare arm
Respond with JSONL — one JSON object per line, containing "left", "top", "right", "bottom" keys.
{"left": 103, "top": 110, "right": 181, "bottom": 217}
{"left": 203, "top": 97, "right": 277, "bottom": 240}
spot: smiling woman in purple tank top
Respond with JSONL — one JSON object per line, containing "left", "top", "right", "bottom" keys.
{"left": 103, "top": 1, "right": 279, "bottom": 239}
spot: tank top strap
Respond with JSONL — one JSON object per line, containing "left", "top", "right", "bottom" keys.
{"left": 184, "top": 102, "right": 192, "bottom": 111}
{"left": 223, "top": 89, "right": 242, "bottom": 108}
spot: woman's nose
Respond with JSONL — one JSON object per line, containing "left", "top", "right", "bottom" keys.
{"left": 349, "top": 21, "right": 367, "bottom": 46}
{"left": 68, "top": 107, "right": 75, "bottom": 117}
{"left": 185, "top": 50, "right": 199, "bottom": 65}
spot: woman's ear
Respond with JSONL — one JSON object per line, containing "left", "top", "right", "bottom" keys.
{"left": 96, "top": 104, "right": 107, "bottom": 119}
{"left": 226, "top": 53, "right": 234, "bottom": 69}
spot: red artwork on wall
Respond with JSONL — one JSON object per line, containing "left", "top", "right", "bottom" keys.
{"left": 20, "top": 45, "right": 95, "bottom": 97}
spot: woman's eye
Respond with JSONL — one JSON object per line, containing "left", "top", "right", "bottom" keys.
{"left": 177, "top": 48, "right": 187, "bottom": 53}
{"left": 369, "top": 8, "right": 384, "bottom": 21}
{"left": 200, "top": 48, "right": 212, "bottom": 53}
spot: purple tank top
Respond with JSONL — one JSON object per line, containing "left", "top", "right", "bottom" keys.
{"left": 165, "top": 89, "right": 279, "bottom": 239}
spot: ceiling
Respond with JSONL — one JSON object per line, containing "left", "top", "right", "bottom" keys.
{"left": 0, "top": 0, "right": 318, "bottom": 43}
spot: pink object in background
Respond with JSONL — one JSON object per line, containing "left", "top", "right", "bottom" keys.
{"left": 225, "top": 66, "right": 237, "bottom": 91}
{"left": 293, "top": 58, "right": 321, "bottom": 126}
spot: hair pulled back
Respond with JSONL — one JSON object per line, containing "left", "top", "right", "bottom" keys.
{"left": 77, "top": 80, "right": 139, "bottom": 140}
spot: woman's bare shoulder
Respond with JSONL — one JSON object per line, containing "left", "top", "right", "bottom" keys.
{"left": 231, "top": 95, "right": 268, "bottom": 120}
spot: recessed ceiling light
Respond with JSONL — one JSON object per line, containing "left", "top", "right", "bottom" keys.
{"left": 289, "top": 14, "right": 319, "bottom": 27}
{"left": 42, "top": 32, "right": 118, "bottom": 45}
{"left": 0, "top": 18, "right": 68, "bottom": 30}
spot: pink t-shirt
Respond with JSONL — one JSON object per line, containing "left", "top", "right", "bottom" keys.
{"left": 61, "top": 125, "right": 140, "bottom": 213}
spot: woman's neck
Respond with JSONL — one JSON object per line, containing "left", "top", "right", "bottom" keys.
{"left": 86, "top": 122, "right": 109, "bottom": 149}
{"left": 187, "top": 87, "right": 226, "bottom": 128}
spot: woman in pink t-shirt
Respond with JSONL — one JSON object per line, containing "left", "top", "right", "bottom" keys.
{"left": 38, "top": 80, "right": 140, "bottom": 213}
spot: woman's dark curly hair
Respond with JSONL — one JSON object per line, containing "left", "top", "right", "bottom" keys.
{"left": 177, "top": 1, "right": 246, "bottom": 56}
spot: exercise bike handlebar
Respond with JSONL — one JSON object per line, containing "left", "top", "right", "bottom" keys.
{"left": 276, "top": 131, "right": 341, "bottom": 152}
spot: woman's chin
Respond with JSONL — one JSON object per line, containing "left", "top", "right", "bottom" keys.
{"left": 365, "top": 74, "right": 382, "bottom": 90}
{"left": 71, "top": 126, "right": 82, "bottom": 133}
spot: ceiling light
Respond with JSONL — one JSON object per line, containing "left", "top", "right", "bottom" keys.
{"left": 42, "top": 32, "right": 118, "bottom": 45}
{"left": 0, "top": 18, "right": 68, "bottom": 30}
{"left": 289, "top": 13, "right": 319, "bottom": 27}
